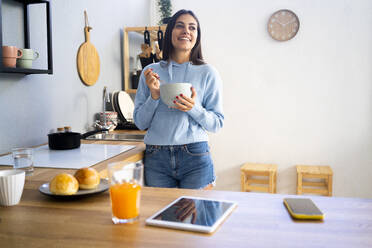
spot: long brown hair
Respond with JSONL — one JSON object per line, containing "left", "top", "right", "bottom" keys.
{"left": 162, "top": 9, "right": 205, "bottom": 65}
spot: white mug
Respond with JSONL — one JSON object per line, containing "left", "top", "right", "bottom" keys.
{"left": 20, "top": 48, "right": 39, "bottom": 60}
{"left": 0, "top": 169, "right": 25, "bottom": 206}
{"left": 17, "top": 49, "right": 39, "bottom": 69}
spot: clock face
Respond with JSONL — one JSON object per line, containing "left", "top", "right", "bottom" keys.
{"left": 268, "top": 9, "right": 300, "bottom": 41}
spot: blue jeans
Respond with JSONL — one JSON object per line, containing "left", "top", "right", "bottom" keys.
{"left": 144, "top": 142, "right": 215, "bottom": 189}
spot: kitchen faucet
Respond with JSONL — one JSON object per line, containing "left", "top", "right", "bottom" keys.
{"left": 102, "top": 86, "right": 110, "bottom": 127}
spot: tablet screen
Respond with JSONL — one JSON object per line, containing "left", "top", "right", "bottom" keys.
{"left": 146, "top": 196, "right": 237, "bottom": 232}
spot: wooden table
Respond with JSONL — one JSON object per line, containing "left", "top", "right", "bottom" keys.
{"left": 1, "top": 183, "right": 372, "bottom": 247}
{"left": 1, "top": 136, "right": 372, "bottom": 247}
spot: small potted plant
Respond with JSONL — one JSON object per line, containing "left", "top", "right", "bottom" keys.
{"left": 157, "top": 0, "right": 172, "bottom": 24}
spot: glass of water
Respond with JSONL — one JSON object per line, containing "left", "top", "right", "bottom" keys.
{"left": 12, "top": 148, "right": 34, "bottom": 176}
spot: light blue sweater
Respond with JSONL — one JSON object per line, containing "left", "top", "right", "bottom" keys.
{"left": 134, "top": 60, "right": 224, "bottom": 145}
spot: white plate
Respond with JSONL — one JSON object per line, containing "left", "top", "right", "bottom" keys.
{"left": 117, "top": 91, "right": 134, "bottom": 121}
{"left": 39, "top": 178, "right": 109, "bottom": 199}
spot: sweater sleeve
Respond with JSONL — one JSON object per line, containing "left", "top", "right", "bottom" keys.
{"left": 187, "top": 66, "right": 224, "bottom": 133}
{"left": 133, "top": 71, "right": 160, "bottom": 130}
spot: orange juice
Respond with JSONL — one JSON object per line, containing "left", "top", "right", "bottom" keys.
{"left": 110, "top": 182, "right": 141, "bottom": 220}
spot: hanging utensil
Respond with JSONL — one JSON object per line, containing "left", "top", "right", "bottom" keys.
{"left": 77, "top": 10, "right": 100, "bottom": 86}
{"left": 157, "top": 26, "right": 164, "bottom": 51}
{"left": 144, "top": 27, "right": 151, "bottom": 46}
{"left": 139, "top": 27, "right": 154, "bottom": 68}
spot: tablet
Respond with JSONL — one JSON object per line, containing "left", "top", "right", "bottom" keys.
{"left": 283, "top": 198, "right": 324, "bottom": 220}
{"left": 145, "top": 196, "right": 237, "bottom": 233}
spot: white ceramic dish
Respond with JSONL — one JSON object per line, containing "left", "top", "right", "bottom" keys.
{"left": 113, "top": 91, "right": 125, "bottom": 122}
{"left": 39, "top": 178, "right": 109, "bottom": 199}
{"left": 0, "top": 169, "right": 25, "bottom": 206}
{"left": 117, "top": 91, "right": 135, "bottom": 121}
{"left": 160, "top": 83, "right": 192, "bottom": 107}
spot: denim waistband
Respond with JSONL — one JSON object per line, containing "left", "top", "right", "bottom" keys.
{"left": 146, "top": 141, "right": 207, "bottom": 150}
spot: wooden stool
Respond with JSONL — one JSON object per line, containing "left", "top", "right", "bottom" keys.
{"left": 241, "top": 163, "right": 277, "bottom": 193}
{"left": 296, "top": 165, "right": 333, "bottom": 196}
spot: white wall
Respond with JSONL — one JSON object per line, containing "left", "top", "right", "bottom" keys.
{"left": 171, "top": 0, "right": 372, "bottom": 197}
{"left": 1, "top": 0, "right": 372, "bottom": 198}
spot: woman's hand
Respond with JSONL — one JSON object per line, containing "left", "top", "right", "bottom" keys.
{"left": 172, "top": 86, "right": 197, "bottom": 112}
{"left": 144, "top": 68, "right": 160, "bottom": 100}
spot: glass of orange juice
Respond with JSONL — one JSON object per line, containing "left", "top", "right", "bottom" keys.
{"left": 108, "top": 161, "right": 143, "bottom": 224}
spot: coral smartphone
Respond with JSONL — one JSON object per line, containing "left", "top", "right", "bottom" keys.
{"left": 283, "top": 198, "right": 324, "bottom": 220}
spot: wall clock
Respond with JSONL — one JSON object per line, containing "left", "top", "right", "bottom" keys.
{"left": 267, "top": 9, "right": 300, "bottom": 41}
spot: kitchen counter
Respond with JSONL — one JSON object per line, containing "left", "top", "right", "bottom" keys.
{"left": 1, "top": 132, "right": 372, "bottom": 247}
{"left": 2, "top": 179, "right": 372, "bottom": 246}
{"left": 0, "top": 130, "right": 146, "bottom": 179}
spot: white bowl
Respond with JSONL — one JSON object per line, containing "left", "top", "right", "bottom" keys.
{"left": 160, "top": 83, "right": 192, "bottom": 107}
{"left": 0, "top": 169, "right": 25, "bottom": 206}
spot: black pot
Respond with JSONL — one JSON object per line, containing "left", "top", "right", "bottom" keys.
{"left": 48, "top": 129, "right": 108, "bottom": 150}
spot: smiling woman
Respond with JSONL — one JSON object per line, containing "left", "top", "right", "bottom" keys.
{"left": 169, "top": 15, "right": 198, "bottom": 60}
{"left": 133, "top": 9, "right": 224, "bottom": 190}
{"left": 162, "top": 10, "right": 204, "bottom": 65}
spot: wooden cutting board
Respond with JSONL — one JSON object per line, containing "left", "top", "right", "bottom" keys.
{"left": 77, "top": 26, "right": 100, "bottom": 86}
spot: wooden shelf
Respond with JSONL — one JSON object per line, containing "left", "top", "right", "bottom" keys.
{"left": 123, "top": 25, "right": 166, "bottom": 94}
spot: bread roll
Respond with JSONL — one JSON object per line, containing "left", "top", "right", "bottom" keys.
{"left": 50, "top": 173, "right": 79, "bottom": 195}
{"left": 74, "top": 167, "right": 100, "bottom": 189}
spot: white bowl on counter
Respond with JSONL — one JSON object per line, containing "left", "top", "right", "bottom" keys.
{"left": 0, "top": 169, "right": 25, "bottom": 206}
